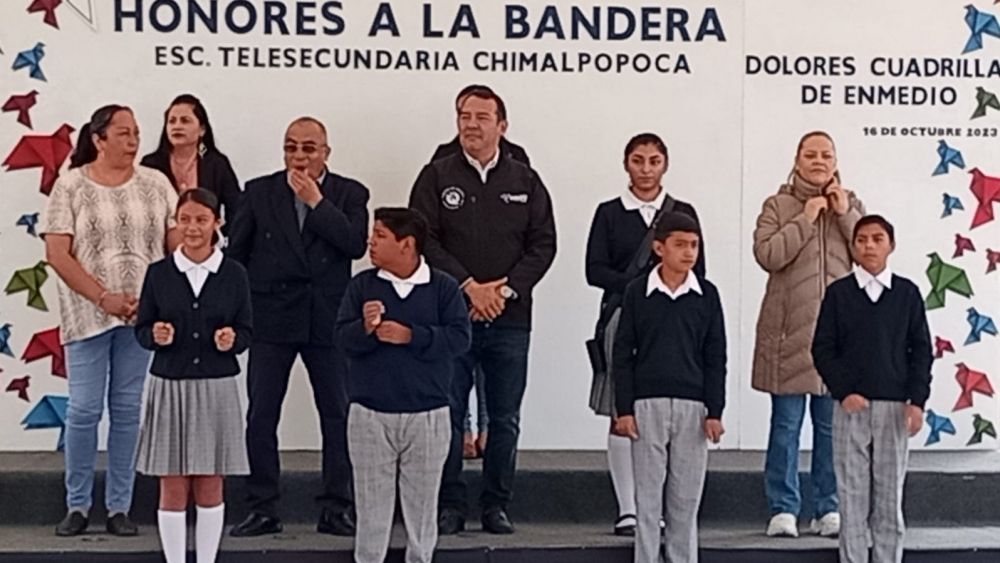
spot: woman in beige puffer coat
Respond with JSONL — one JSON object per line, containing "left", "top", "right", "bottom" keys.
{"left": 751, "top": 131, "right": 864, "bottom": 539}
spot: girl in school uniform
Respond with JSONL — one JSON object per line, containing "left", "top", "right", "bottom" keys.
{"left": 135, "top": 188, "right": 252, "bottom": 563}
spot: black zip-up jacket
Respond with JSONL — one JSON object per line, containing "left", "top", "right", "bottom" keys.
{"left": 429, "top": 137, "right": 531, "bottom": 167}
{"left": 408, "top": 152, "right": 556, "bottom": 330}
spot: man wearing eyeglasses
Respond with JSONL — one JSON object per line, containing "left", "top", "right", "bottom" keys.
{"left": 227, "top": 117, "right": 370, "bottom": 538}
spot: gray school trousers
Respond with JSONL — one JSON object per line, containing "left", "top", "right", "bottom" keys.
{"left": 833, "top": 400, "right": 909, "bottom": 563}
{"left": 632, "top": 398, "right": 708, "bottom": 563}
{"left": 347, "top": 403, "right": 451, "bottom": 563}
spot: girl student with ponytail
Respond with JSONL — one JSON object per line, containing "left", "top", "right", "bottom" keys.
{"left": 134, "top": 188, "right": 252, "bottom": 563}
{"left": 42, "top": 105, "right": 180, "bottom": 537}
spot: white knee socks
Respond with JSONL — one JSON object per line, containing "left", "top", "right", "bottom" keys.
{"left": 158, "top": 510, "right": 187, "bottom": 563}
{"left": 196, "top": 503, "right": 225, "bottom": 563}
{"left": 608, "top": 433, "right": 637, "bottom": 517}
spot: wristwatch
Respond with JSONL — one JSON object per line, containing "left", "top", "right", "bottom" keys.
{"left": 499, "top": 285, "right": 518, "bottom": 300}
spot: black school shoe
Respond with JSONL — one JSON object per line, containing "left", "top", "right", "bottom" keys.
{"left": 481, "top": 507, "right": 514, "bottom": 534}
{"left": 438, "top": 507, "right": 466, "bottom": 535}
{"left": 55, "top": 511, "right": 88, "bottom": 537}
{"left": 106, "top": 513, "right": 139, "bottom": 536}
{"left": 317, "top": 507, "right": 356, "bottom": 536}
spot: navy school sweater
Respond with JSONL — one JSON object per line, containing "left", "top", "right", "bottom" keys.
{"left": 335, "top": 267, "right": 472, "bottom": 413}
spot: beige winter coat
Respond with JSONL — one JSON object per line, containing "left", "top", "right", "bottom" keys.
{"left": 751, "top": 177, "right": 864, "bottom": 395}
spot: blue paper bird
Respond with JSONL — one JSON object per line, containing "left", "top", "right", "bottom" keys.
{"left": 0, "top": 323, "right": 12, "bottom": 357}
{"left": 12, "top": 42, "right": 46, "bottom": 82}
{"left": 21, "top": 395, "right": 68, "bottom": 451}
{"left": 965, "top": 307, "right": 998, "bottom": 345}
{"left": 965, "top": 5, "right": 1000, "bottom": 53}
{"left": 934, "top": 140, "right": 965, "bottom": 176}
{"left": 942, "top": 193, "right": 965, "bottom": 218}
{"left": 924, "top": 410, "right": 957, "bottom": 446}
{"left": 16, "top": 213, "right": 39, "bottom": 237}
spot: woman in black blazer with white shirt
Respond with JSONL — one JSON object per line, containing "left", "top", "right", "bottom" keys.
{"left": 134, "top": 189, "right": 251, "bottom": 563}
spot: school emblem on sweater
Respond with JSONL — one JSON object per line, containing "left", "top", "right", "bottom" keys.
{"left": 441, "top": 186, "right": 465, "bottom": 210}
{"left": 500, "top": 192, "right": 529, "bottom": 204}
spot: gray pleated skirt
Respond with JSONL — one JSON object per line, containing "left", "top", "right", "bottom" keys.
{"left": 588, "top": 307, "right": 622, "bottom": 417}
{"left": 135, "top": 375, "right": 249, "bottom": 476}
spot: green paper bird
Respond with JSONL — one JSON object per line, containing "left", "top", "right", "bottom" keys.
{"left": 4, "top": 261, "right": 48, "bottom": 311}
{"left": 925, "top": 253, "right": 973, "bottom": 310}
{"left": 967, "top": 413, "right": 997, "bottom": 445}
{"left": 972, "top": 86, "right": 1000, "bottom": 119}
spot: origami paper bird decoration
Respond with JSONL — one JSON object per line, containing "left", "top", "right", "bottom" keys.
{"left": 954, "top": 234, "right": 976, "bottom": 257}
{"left": 16, "top": 213, "right": 39, "bottom": 237}
{"left": 2, "top": 91, "right": 38, "bottom": 129}
{"left": 934, "top": 336, "right": 955, "bottom": 359}
{"left": 987, "top": 248, "right": 1000, "bottom": 273}
{"left": 968, "top": 168, "right": 1000, "bottom": 229}
{"left": 964, "top": 5, "right": 1000, "bottom": 53}
{"left": 65, "top": 0, "right": 96, "bottom": 30}
{"left": 934, "top": 140, "right": 965, "bottom": 176}
{"left": 11, "top": 42, "right": 46, "bottom": 81}
{"left": 954, "top": 362, "right": 994, "bottom": 411}
{"left": 28, "top": 0, "right": 63, "bottom": 29}
{"left": 5, "top": 261, "right": 48, "bottom": 311}
{"left": 3, "top": 124, "right": 75, "bottom": 195}
{"left": 968, "top": 414, "right": 997, "bottom": 445}
{"left": 925, "top": 253, "right": 973, "bottom": 310}
{"left": 21, "top": 327, "right": 64, "bottom": 378}
{"left": 0, "top": 323, "right": 12, "bottom": 357}
{"left": 972, "top": 86, "right": 1000, "bottom": 119}
{"left": 21, "top": 394, "right": 68, "bottom": 450}
{"left": 965, "top": 307, "right": 998, "bottom": 345}
{"left": 5, "top": 376, "right": 30, "bottom": 402}
{"left": 942, "top": 193, "right": 965, "bottom": 218}
{"left": 924, "top": 410, "right": 957, "bottom": 446}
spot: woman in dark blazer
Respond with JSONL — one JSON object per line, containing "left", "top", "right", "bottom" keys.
{"left": 584, "top": 132, "right": 706, "bottom": 537}
{"left": 141, "top": 94, "right": 242, "bottom": 237}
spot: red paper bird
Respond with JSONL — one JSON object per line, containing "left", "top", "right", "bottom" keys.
{"left": 987, "top": 248, "right": 1000, "bottom": 273}
{"left": 3, "top": 124, "right": 74, "bottom": 196}
{"left": 2, "top": 91, "right": 38, "bottom": 129}
{"left": 968, "top": 168, "right": 1000, "bottom": 229}
{"left": 21, "top": 327, "right": 65, "bottom": 378}
{"left": 934, "top": 336, "right": 955, "bottom": 359}
{"left": 954, "top": 362, "right": 994, "bottom": 411}
{"left": 954, "top": 234, "right": 976, "bottom": 257}
{"left": 5, "top": 376, "right": 30, "bottom": 402}
{"left": 28, "top": 0, "right": 63, "bottom": 29}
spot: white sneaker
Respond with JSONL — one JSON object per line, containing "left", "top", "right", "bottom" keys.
{"left": 809, "top": 512, "right": 840, "bottom": 537}
{"left": 766, "top": 513, "right": 799, "bottom": 537}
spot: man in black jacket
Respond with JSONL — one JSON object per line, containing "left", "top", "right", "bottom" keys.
{"left": 227, "top": 117, "right": 369, "bottom": 537}
{"left": 409, "top": 87, "right": 556, "bottom": 535}
{"left": 428, "top": 84, "right": 531, "bottom": 167}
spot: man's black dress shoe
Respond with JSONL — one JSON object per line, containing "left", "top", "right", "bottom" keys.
{"left": 317, "top": 507, "right": 356, "bottom": 536}
{"left": 481, "top": 508, "right": 514, "bottom": 535}
{"left": 106, "top": 513, "right": 138, "bottom": 536}
{"left": 438, "top": 507, "right": 466, "bottom": 535}
{"left": 229, "top": 512, "right": 283, "bottom": 537}
{"left": 55, "top": 511, "right": 88, "bottom": 537}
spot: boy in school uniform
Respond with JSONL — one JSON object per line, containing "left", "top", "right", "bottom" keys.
{"left": 811, "top": 215, "right": 932, "bottom": 563}
{"left": 613, "top": 212, "right": 727, "bottom": 563}
{"left": 335, "top": 208, "right": 472, "bottom": 563}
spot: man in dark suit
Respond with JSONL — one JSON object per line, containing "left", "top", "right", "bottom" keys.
{"left": 227, "top": 117, "right": 369, "bottom": 537}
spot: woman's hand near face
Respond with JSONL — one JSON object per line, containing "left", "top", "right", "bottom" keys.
{"left": 825, "top": 184, "right": 850, "bottom": 216}
{"left": 804, "top": 196, "right": 828, "bottom": 223}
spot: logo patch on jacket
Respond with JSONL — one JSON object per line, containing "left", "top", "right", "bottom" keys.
{"left": 500, "top": 192, "right": 528, "bottom": 204}
{"left": 441, "top": 186, "right": 465, "bottom": 210}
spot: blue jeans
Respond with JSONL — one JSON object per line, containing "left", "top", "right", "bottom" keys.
{"left": 764, "top": 394, "right": 838, "bottom": 518}
{"left": 64, "top": 326, "right": 150, "bottom": 514}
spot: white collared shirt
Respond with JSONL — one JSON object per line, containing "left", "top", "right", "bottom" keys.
{"left": 174, "top": 247, "right": 223, "bottom": 298}
{"left": 645, "top": 266, "right": 702, "bottom": 301}
{"left": 854, "top": 266, "right": 893, "bottom": 303}
{"left": 621, "top": 187, "right": 666, "bottom": 227}
{"left": 377, "top": 259, "right": 431, "bottom": 299}
{"left": 464, "top": 150, "right": 500, "bottom": 183}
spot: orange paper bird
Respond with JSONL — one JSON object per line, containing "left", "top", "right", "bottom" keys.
{"left": 954, "top": 233, "right": 976, "bottom": 257}
{"left": 28, "top": 0, "right": 63, "bottom": 29}
{"left": 21, "top": 327, "right": 65, "bottom": 378}
{"left": 954, "top": 362, "right": 994, "bottom": 411}
{"left": 968, "top": 168, "right": 1000, "bottom": 229}
{"left": 934, "top": 336, "right": 955, "bottom": 359}
{"left": 3, "top": 124, "right": 74, "bottom": 195}
{"left": 2, "top": 91, "right": 38, "bottom": 129}
{"left": 5, "top": 376, "right": 30, "bottom": 402}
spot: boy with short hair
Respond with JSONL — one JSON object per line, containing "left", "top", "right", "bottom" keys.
{"left": 335, "top": 208, "right": 472, "bottom": 563}
{"left": 613, "top": 212, "right": 727, "bottom": 563}
{"left": 811, "top": 214, "right": 932, "bottom": 563}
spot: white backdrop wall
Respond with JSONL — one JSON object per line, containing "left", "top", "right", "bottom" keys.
{"left": 0, "top": 0, "right": 996, "bottom": 452}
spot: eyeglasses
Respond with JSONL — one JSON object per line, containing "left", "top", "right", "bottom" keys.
{"left": 283, "top": 143, "right": 326, "bottom": 155}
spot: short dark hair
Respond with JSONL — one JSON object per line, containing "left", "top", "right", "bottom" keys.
{"left": 375, "top": 208, "right": 428, "bottom": 255}
{"left": 456, "top": 86, "right": 507, "bottom": 122}
{"left": 177, "top": 188, "right": 222, "bottom": 245}
{"left": 853, "top": 214, "right": 895, "bottom": 244}
{"left": 624, "top": 133, "right": 669, "bottom": 162}
{"left": 654, "top": 212, "right": 700, "bottom": 241}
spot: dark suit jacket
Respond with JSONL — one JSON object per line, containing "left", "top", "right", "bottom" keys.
{"left": 430, "top": 136, "right": 531, "bottom": 167}
{"left": 226, "top": 170, "right": 370, "bottom": 345}
{"left": 140, "top": 149, "right": 243, "bottom": 235}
